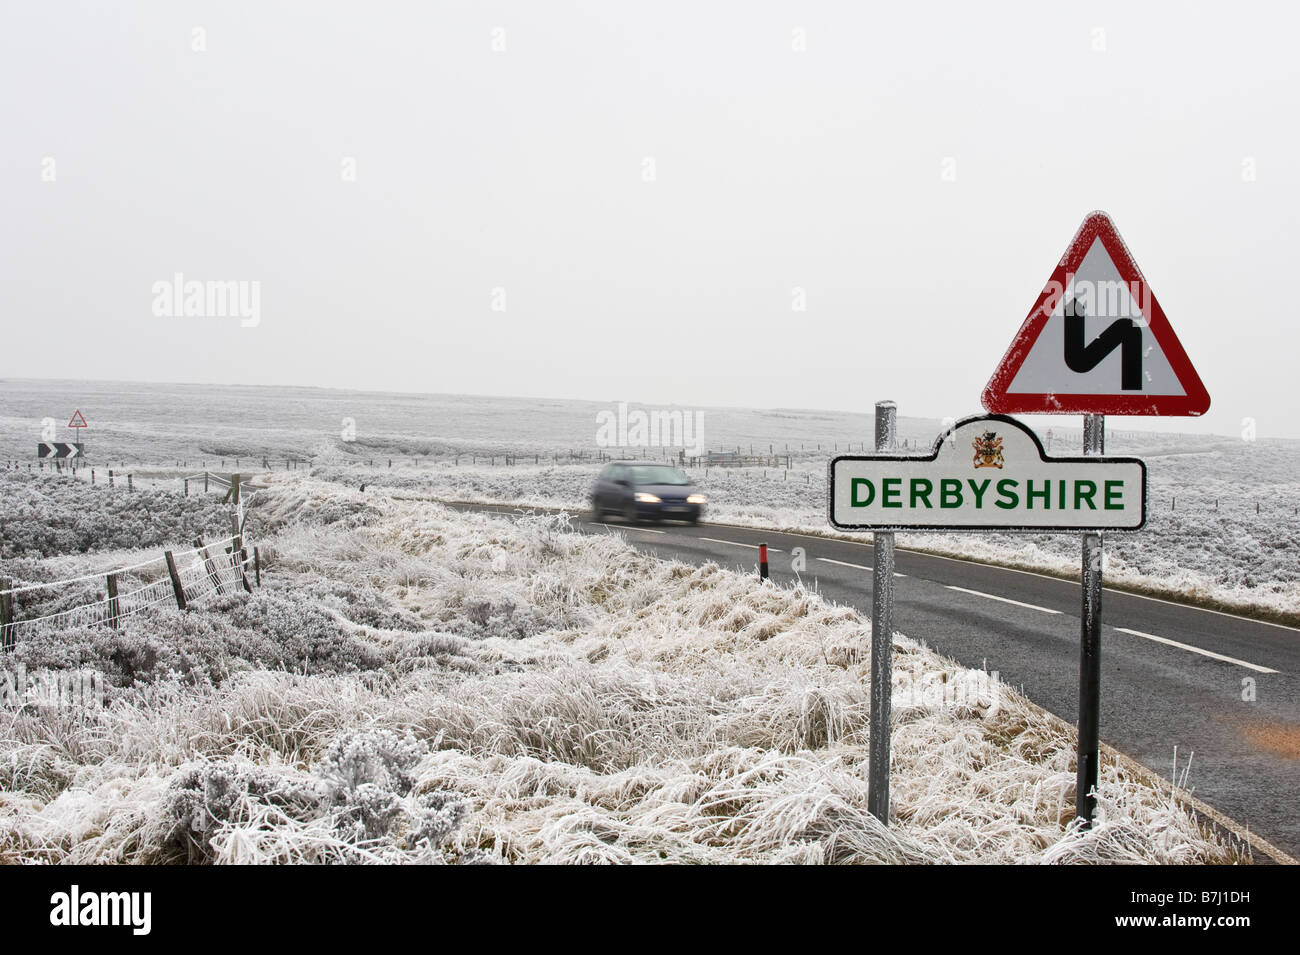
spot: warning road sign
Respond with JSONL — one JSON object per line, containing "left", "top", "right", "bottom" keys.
{"left": 38, "top": 443, "right": 82, "bottom": 459}
{"left": 68, "top": 410, "right": 88, "bottom": 429}
{"left": 828, "top": 415, "right": 1146, "bottom": 532}
{"left": 982, "top": 211, "right": 1210, "bottom": 416}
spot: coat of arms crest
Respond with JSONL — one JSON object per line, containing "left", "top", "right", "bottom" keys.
{"left": 972, "top": 430, "right": 1005, "bottom": 469}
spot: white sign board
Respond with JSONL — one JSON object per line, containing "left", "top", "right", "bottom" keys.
{"left": 828, "top": 415, "right": 1146, "bottom": 532}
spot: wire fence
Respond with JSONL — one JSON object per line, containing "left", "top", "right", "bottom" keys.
{"left": 0, "top": 534, "right": 258, "bottom": 651}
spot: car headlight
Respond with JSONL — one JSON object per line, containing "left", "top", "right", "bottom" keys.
{"left": 635, "top": 492, "right": 661, "bottom": 503}
{"left": 687, "top": 494, "right": 707, "bottom": 504}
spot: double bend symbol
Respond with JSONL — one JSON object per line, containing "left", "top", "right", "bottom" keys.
{"left": 1063, "top": 298, "right": 1142, "bottom": 391}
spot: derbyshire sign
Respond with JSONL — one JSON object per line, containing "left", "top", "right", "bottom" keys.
{"left": 828, "top": 414, "right": 1146, "bottom": 532}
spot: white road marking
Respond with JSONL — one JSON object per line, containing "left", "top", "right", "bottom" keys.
{"left": 1114, "top": 627, "right": 1279, "bottom": 674}
{"left": 815, "top": 557, "right": 905, "bottom": 578}
{"left": 945, "top": 586, "right": 1062, "bottom": 615}
{"left": 698, "top": 537, "right": 782, "bottom": 552}
{"left": 697, "top": 519, "right": 1300, "bottom": 634}
{"left": 590, "top": 523, "right": 666, "bottom": 534}
{"left": 816, "top": 557, "right": 871, "bottom": 570}
{"left": 470, "top": 509, "right": 1300, "bottom": 634}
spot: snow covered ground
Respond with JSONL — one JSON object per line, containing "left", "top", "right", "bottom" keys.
{"left": 305, "top": 438, "right": 1300, "bottom": 619}
{"left": 0, "top": 475, "right": 1242, "bottom": 863}
{"left": 4, "top": 378, "right": 1296, "bottom": 622}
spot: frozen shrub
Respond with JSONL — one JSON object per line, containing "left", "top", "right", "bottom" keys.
{"left": 160, "top": 763, "right": 324, "bottom": 864}
{"left": 314, "top": 729, "right": 424, "bottom": 796}
{"left": 384, "top": 632, "right": 481, "bottom": 674}
{"left": 156, "top": 741, "right": 469, "bottom": 864}
{"left": 335, "top": 783, "right": 403, "bottom": 842}
{"left": 0, "top": 471, "right": 232, "bottom": 559}
{"left": 453, "top": 592, "right": 548, "bottom": 640}
{"left": 224, "top": 589, "right": 384, "bottom": 674}
{"left": 11, "top": 618, "right": 215, "bottom": 690}
{"left": 291, "top": 576, "right": 426, "bottom": 632}
{"left": 314, "top": 730, "right": 440, "bottom": 846}
{"left": 406, "top": 791, "right": 468, "bottom": 851}
{"left": 246, "top": 488, "right": 379, "bottom": 534}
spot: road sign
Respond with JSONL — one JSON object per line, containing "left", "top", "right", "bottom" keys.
{"left": 38, "top": 443, "right": 81, "bottom": 459}
{"left": 828, "top": 414, "right": 1145, "bottom": 531}
{"left": 982, "top": 211, "right": 1210, "bottom": 416}
{"left": 68, "top": 410, "right": 88, "bottom": 429}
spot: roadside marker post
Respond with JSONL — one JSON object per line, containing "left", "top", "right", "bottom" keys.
{"left": 758, "top": 543, "right": 769, "bottom": 580}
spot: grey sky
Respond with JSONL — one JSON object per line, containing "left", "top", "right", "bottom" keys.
{"left": 2, "top": 1, "right": 1296, "bottom": 437}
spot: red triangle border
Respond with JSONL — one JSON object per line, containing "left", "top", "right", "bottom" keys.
{"left": 981, "top": 211, "right": 1210, "bottom": 416}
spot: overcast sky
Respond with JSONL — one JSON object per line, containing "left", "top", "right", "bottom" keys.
{"left": 3, "top": 1, "right": 1297, "bottom": 437}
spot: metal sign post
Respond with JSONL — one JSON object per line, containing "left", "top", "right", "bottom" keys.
{"left": 829, "top": 410, "right": 1147, "bottom": 829}
{"left": 980, "top": 210, "right": 1211, "bottom": 831}
{"left": 868, "top": 400, "right": 896, "bottom": 823}
{"left": 1076, "top": 413, "right": 1105, "bottom": 825}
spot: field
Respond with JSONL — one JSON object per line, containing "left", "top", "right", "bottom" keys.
{"left": 4, "top": 377, "right": 1297, "bottom": 618}
{"left": 0, "top": 377, "right": 1291, "bottom": 863}
{"left": 306, "top": 448, "right": 1300, "bottom": 620}
{"left": 0, "top": 471, "right": 1240, "bottom": 863}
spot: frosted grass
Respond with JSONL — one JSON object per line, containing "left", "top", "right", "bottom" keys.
{"left": 0, "top": 476, "right": 1243, "bottom": 864}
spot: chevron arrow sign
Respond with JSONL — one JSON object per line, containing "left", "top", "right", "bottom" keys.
{"left": 37, "top": 443, "right": 82, "bottom": 459}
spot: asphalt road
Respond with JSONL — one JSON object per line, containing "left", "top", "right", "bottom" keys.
{"left": 448, "top": 501, "right": 1300, "bottom": 860}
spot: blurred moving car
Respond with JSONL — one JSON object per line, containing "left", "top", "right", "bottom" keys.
{"left": 590, "top": 461, "right": 706, "bottom": 524}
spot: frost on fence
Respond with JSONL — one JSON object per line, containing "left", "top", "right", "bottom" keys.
{"left": 0, "top": 536, "right": 254, "bottom": 649}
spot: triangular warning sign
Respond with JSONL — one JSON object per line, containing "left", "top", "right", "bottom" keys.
{"left": 68, "top": 409, "right": 88, "bottom": 428}
{"left": 982, "top": 211, "right": 1210, "bottom": 416}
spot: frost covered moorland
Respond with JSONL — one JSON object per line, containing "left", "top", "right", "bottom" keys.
{"left": 0, "top": 472, "right": 1241, "bottom": 863}
{"left": 5, "top": 378, "right": 1296, "bottom": 621}
{"left": 315, "top": 438, "right": 1300, "bottom": 620}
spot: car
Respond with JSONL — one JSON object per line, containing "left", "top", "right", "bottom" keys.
{"left": 590, "top": 460, "right": 706, "bottom": 524}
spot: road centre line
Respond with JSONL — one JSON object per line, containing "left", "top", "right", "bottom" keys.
{"left": 945, "top": 585, "right": 1062, "bottom": 615}
{"left": 816, "top": 557, "right": 871, "bottom": 570}
{"left": 1114, "top": 627, "right": 1279, "bottom": 674}
{"left": 814, "top": 557, "right": 905, "bottom": 578}
{"left": 698, "top": 537, "right": 782, "bottom": 552}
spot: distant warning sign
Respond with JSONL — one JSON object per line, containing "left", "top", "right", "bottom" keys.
{"left": 38, "top": 443, "right": 82, "bottom": 459}
{"left": 982, "top": 211, "right": 1210, "bottom": 416}
{"left": 828, "top": 415, "right": 1146, "bottom": 532}
{"left": 68, "top": 410, "right": 88, "bottom": 429}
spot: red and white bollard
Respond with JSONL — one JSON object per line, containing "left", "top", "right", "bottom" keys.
{"left": 759, "top": 543, "right": 769, "bottom": 581}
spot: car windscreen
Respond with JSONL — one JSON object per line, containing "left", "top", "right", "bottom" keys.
{"left": 627, "top": 466, "right": 690, "bottom": 486}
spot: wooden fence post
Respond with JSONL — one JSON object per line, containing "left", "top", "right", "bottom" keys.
{"left": 1, "top": 578, "right": 14, "bottom": 649}
{"left": 164, "top": 551, "right": 187, "bottom": 610}
{"left": 196, "top": 538, "right": 225, "bottom": 595}
{"left": 106, "top": 573, "right": 120, "bottom": 629}
{"left": 230, "top": 513, "right": 252, "bottom": 593}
